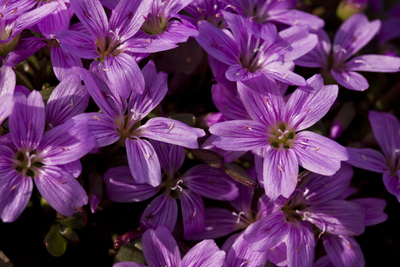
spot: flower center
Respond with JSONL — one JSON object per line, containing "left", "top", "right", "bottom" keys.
{"left": 13, "top": 150, "right": 44, "bottom": 178}
{"left": 282, "top": 194, "right": 307, "bottom": 224}
{"left": 115, "top": 114, "right": 142, "bottom": 147}
{"left": 141, "top": 14, "right": 168, "bottom": 36}
{"left": 268, "top": 123, "right": 296, "bottom": 150}
{"left": 95, "top": 36, "right": 121, "bottom": 62}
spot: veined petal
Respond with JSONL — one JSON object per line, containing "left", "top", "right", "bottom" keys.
{"left": 70, "top": 0, "right": 108, "bottom": 40}
{"left": 138, "top": 117, "right": 205, "bottom": 149}
{"left": 346, "top": 148, "right": 387, "bottom": 173}
{"left": 140, "top": 195, "right": 178, "bottom": 233}
{"left": 57, "top": 30, "right": 99, "bottom": 59}
{"left": 351, "top": 198, "right": 387, "bottom": 226}
{"left": 37, "top": 117, "right": 96, "bottom": 165}
{"left": 263, "top": 148, "right": 298, "bottom": 200}
{"left": 121, "top": 38, "right": 177, "bottom": 53}
{"left": 225, "top": 64, "right": 259, "bottom": 82}
{"left": 230, "top": 183, "right": 254, "bottom": 216}
{"left": 0, "top": 66, "right": 16, "bottom": 97}
{"left": 45, "top": 74, "right": 89, "bottom": 127}
{"left": 152, "top": 19, "right": 198, "bottom": 44}
{"left": 126, "top": 138, "right": 161, "bottom": 186}
{"left": 10, "top": 91, "right": 45, "bottom": 151}
{"left": 244, "top": 211, "right": 291, "bottom": 252}
{"left": 182, "top": 164, "right": 239, "bottom": 201}
{"left": 181, "top": 239, "right": 226, "bottom": 267}
{"left": 0, "top": 94, "right": 14, "bottom": 124}
{"left": 331, "top": 69, "right": 369, "bottom": 91}
{"left": 382, "top": 171, "right": 400, "bottom": 202}
{"left": 293, "top": 131, "right": 349, "bottom": 176}
{"left": 313, "top": 255, "right": 334, "bottom": 267}
{"left": 50, "top": 47, "right": 83, "bottom": 81}
{"left": 37, "top": 1, "right": 69, "bottom": 39}
{"left": 368, "top": 111, "right": 400, "bottom": 161}
{"left": 209, "top": 120, "right": 268, "bottom": 151}
{"left": 333, "top": 14, "right": 380, "bottom": 62}
{"left": 0, "top": 170, "right": 33, "bottom": 223}
{"left": 109, "top": 0, "right": 152, "bottom": 43}
{"left": 323, "top": 235, "right": 365, "bottom": 267}
{"left": 263, "top": 61, "right": 306, "bottom": 87}
{"left": 285, "top": 75, "right": 338, "bottom": 131}
{"left": 344, "top": 55, "right": 400, "bottom": 73}
{"left": 149, "top": 140, "right": 185, "bottom": 177}
{"left": 142, "top": 226, "right": 181, "bottom": 267}
{"left": 104, "top": 166, "right": 159, "bottom": 202}
{"left": 286, "top": 222, "right": 315, "bottom": 267}
{"left": 295, "top": 30, "right": 330, "bottom": 69}
{"left": 196, "top": 20, "right": 239, "bottom": 66}
{"left": 180, "top": 190, "right": 206, "bottom": 236}
{"left": 268, "top": 9, "right": 324, "bottom": 29}
{"left": 306, "top": 200, "right": 365, "bottom": 236}
{"left": 128, "top": 60, "right": 168, "bottom": 121}
{"left": 225, "top": 232, "right": 268, "bottom": 267}
{"left": 3, "top": 37, "right": 46, "bottom": 67}
{"left": 35, "top": 165, "right": 88, "bottom": 217}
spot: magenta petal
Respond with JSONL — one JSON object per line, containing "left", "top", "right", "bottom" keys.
{"left": 142, "top": 226, "right": 181, "bottom": 267}
{"left": 0, "top": 171, "right": 33, "bottom": 223}
{"left": 237, "top": 75, "right": 285, "bottom": 125}
{"left": 109, "top": 0, "right": 152, "bottom": 43}
{"left": 139, "top": 117, "right": 205, "bottom": 149}
{"left": 346, "top": 148, "right": 387, "bottom": 173}
{"left": 244, "top": 211, "right": 291, "bottom": 252}
{"left": 126, "top": 138, "right": 161, "bottom": 187}
{"left": 323, "top": 235, "right": 365, "bottom": 267}
{"left": 10, "top": 90, "right": 45, "bottom": 150}
{"left": 70, "top": 0, "right": 108, "bottom": 40}
{"left": 368, "top": 111, "right": 400, "bottom": 160}
{"left": 306, "top": 200, "right": 365, "bottom": 236}
{"left": 50, "top": 47, "right": 83, "bottom": 81}
{"left": 37, "top": 117, "right": 96, "bottom": 165}
{"left": 382, "top": 171, "right": 400, "bottom": 202}
{"left": 104, "top": 166, "right": 159, "bottom": 202}
{"left": 182, "top": 165, "right": 239, "bottom": 200}
{"left": 263, "top": 148, "right": 298, "bottom": 200}
{"left": 293, "top": 131, "right": 348, "bottom": 176}
{"left": 35, "top": 165, "right": 88, "bottom": 216}
{"left": 351, "top": 198, "right": 387, "bottom": 226}
{"left": 184, "top": 208, "right": 242, "bottom": 240}
{"left": 181, "top": 239, "right": 226, "bottom": 267}
{"left": 45, "top": 74, "right": 89, "bottom": 127}
{"left": 57, "top": 30, "right": 99, "bottom": 59}
{"left": 128, "top": 60, "right": 168, "bottom": 121}
{"left": 285, "top": 74, "right": 338, "bottom": 131}
{"left": 104, "top": 53, "right": 145, "bottom": 97}
{"left": 225, "top": 232, "right": 268, "bottom": 267}
{"left": 196, "top": 20, "right": 239, "bottom": 66}
{"left": 344, "top": 55, "right": 400, "bottom": 73}
{"left": 140, "top": 195, "right": 178, "bottom": 233}
{"left": 37, "top": 1, "right": 69, "bottom": 39}
{"left": 331, "top": 69, "right": 369, "bottom": 91}
{"left": 286, "top": 222, "right": 315, "bottom": 267}
{"left": 209, "top": 120, "right": 268, "bottom": 151}
{"left": 180, "top": 190, "right": 206, "bottom": 236}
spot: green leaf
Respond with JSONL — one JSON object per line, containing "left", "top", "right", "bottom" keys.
{"left": 57, "top": 209, "right": 87, "bottom": 230}
{"left": 114, "top": 239, "right": 146, "bottom": 265}
{"left": 44, "top": 224, "right": 67, "bottom": 257}
{"left": 59, "top": 225, "right": 80, "bottom": 246}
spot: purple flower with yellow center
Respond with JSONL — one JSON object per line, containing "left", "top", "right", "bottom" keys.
{"left": 210, "top": 74, "right": 348, "bottom": 199}
{"left": 347, "top": 111, "right": 400, "bottom": 202}
{"left": 0, "top": 90, "right": 95, "bottom": 222}
{"left": 113, "top": 226, "right": 226, "bottom": 267}
{"left": 295, "top": 13, "right": 400, "bottom": 91}
{"left": 196, "top": 11, "right": 317, "bottom": 85}
{"left": 57, "top": 0, "right": 176, "bottom": 98}
{"left": 76, "top": 61, "right": 205, "bottom": 187}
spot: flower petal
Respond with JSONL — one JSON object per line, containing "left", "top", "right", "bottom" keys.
{"left": 330, "top": 69, "right": 369, "bottom": 91}
{"left": 351, "top": 198, "right": 388, "bottom": 226}
{"left": 50, "top": 47, "right": 83, "bottom": 81}
{"left": 140, "top": 195, "right": 178, "bottom": 233}
{"left": 180, "top": 190, "right": 206, "bottom": 236}
{"left": 57, "top": 29, "right": 99, "bottom": 59}
{"left": 323, "top": 235, "right": 365, "bottom": 267}
{"left": 181, "top": 239, "right": 226, "bottom": 267}
{"left": 126, "top": 138, "right": 161, "bottom": 186}
{"left": 286, "top": 222, "right": 315, "bottom": 267}
{"left": 344, "top": 55, "right": 400, "bottom": 73}
{"left": 149, "top": 140, "right": 185, "bottom": 177}
{"left": 346, "top": 147, "right": 387, "bottom": 173}
{"left": 382, "top": 171, "right": 400, "bottom": 202}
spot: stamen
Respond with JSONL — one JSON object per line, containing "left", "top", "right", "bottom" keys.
{"left": 232, "top": 211, "right": 246, "bottom": 223}
{"left": 171, "top": 180, "right": 183, "bottom": 191}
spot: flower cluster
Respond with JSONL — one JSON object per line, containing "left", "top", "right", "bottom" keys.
{"left": 0, "top": 0, "right": 399, "bottom": 266}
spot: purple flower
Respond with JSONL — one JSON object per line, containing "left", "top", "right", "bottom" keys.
{"left": 0, "top": 90, "right": 95, "bottom": 222}
{"left": 57, "top": 0, "right": 176, "bottom": 98}
{"left": 104, "top": 140, "right": 238, "bottom": 236}
{"left": 196, "top": 11, "right": 317, "bottom": 85}
{"left": 113, "top": 226, "right": 226, "bottom": 267}
{"left": 76, "top": 60, "right": 205, "bottom": 186}
{"left": 347, "top": 111, "right": 400, "bottom": 201}
{"left": 221, "top": 0, "right": 324, "bottom": 30}
{"left": 185, "top": 0, "right": 228, "bottom": 28}
{"left": 210, "top": 74, "right": 348, "bottom": 199}
{"left": 376, "top": 3, "right": 400, "bottom": 44}
{"left": 296, "top": 13, "right": 400, "bottom": 91}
